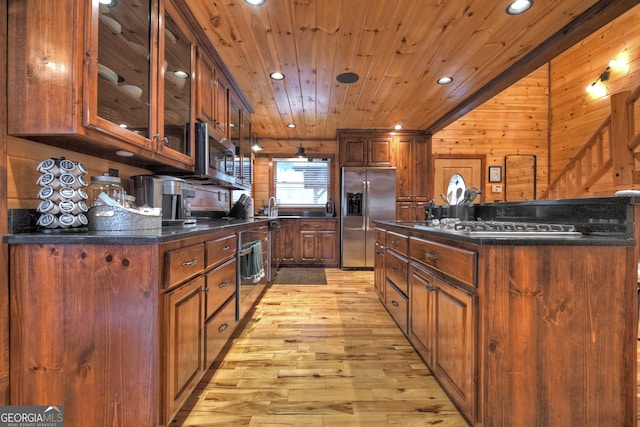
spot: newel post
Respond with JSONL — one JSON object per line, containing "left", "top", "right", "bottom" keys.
{"left": 610, "top": 91, "right": 634, "bottom": 185}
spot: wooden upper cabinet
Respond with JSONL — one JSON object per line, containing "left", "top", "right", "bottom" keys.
{"left": 6, "top": 0, "right": 207, "bottom": 171}
{"left": 395, "top": 135, "right": 431, "bottom": 202}
{"left": 339, "top": 133, "right": 392, "bottom": 167}
{"left": 196, "top": 48, "right": 229, "bottom": 143}
{"left": 368, "top": 136, "right": 393, "bottom": 166}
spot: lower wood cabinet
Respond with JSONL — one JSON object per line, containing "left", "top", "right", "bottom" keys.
{"left": 7, "top": 223, "right": 271, "bottom": 427}
{"left": 409, "top": 260, "right": 476, "bottom": 418}
{"left": 376, "top": 224, "right": 636, "bottom": 426}
{"left": 277, "top": 218, "right": 338, "bottom": 267}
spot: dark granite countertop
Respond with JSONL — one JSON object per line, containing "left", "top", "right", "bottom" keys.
{"left": 2, "top": 217, "right": 274, "bottom": 245}
{"left": 374, "top": 220, "right": 635, "bottom": 246}
{"left": 376, "top": 195, "right": 640, "bottom": 247}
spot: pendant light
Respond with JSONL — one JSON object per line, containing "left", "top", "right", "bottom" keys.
{"left": 295, "top": 144, "right": 306, "bottom": 158}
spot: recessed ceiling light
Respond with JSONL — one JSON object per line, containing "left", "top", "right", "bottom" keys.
{"left": 115, "top": 150, "right": 134, "bottom": 157}
{"left": 270, "top": 71, "right": 285, "bottom": 80}
{"left": 245, "top": 0, "right": 266, "bottom": 5}
{"left": 287, "top": 123, "right": 296, "bottom": 128}
{"left": 394, "top": 124, "right": 403, "bottom": 130}
{"left": 437, "top": 76, "right": 453, "bottom": 85}
{"left": 506, "top": 0, "right": 533, "bottom": 15}
{"left": 336, "top": 72, "right": 359, "bottom": 84}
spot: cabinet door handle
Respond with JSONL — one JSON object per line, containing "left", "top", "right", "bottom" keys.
{"left": 391, "top": 300, "right": 399, "bottom": 307}
{"left": 219, "top": 280, "right": 230, "bottom": 288}
{"left": 426, "top": 252, "right": 439, "bottom": 261}
{"left": 203, "top": 286, "right": 209, "bottom": 293}
{"left": 218, "top": 322, "right": 228, "bottom": 333}
{"left": 162, "top": 136, "right": 169, "bottom": 145}
{"left": 182, "top": 259, "right": 199, "bottom": 267}
{"left": 220, "top": 246, "right": 230, "bottom": 252}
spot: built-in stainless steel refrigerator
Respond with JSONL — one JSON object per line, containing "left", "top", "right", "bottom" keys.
{"left": 341, "top": 167, "right": 396, "bottom": 268}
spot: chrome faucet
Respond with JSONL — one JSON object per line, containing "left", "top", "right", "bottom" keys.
{"left": 268, "top": 196, "right": 278, "bottom": 218}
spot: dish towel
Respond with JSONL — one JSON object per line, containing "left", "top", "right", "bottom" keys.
{"left": 240, "top": 241, "right": 265, "bottom": 283}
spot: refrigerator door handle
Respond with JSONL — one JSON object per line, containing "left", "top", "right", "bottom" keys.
{"left": 362, "top": 180, "right": 367, "bottom": 230}
{"left": 365, "top": 180, "right": 371, "bottom": 231}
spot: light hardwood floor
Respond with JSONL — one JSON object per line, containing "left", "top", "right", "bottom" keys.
{"left": 172, "top": 268, "right": 469, "bottom": 426}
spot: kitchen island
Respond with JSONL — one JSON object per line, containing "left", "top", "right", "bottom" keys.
{"left": 374, "top": 196, "right": 639, "bottom": 426}
{"left": 3, "top": 216, "right": 274, "bottom": 426}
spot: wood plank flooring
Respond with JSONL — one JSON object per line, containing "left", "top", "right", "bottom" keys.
{"left": 172, "top": 269, "right": 469, "bottom": 426}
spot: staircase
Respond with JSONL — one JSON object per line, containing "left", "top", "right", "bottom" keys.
{"left": 541, "top": 85, "right": 640, "bottom": 199}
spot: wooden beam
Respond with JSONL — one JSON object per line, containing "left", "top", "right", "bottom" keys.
{"left": 424, "top": 0, "right": 640, "bottom": 135}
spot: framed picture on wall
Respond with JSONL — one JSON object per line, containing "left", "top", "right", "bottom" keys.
{"left": 489, "top": 166, "right": 502, "bottom": 182}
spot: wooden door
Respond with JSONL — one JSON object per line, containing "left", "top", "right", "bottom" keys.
{"left": 433, "top": 158, "right": 483, "bottom": 205}
{"left": 434, "top": 279, "right": 476, "bottom": 420}
{"left": 164, "top": 276, "right": 204, "bottom": 424}
{"left": 374, "top": 242, "right": 385, "bottom": 300}
{"left": 280, "top": 219, "right": 298, "bottom": 263}
{"left": 300, "top": 231, "right": 317, "bottom": 262}
{"left": 409, "top": 266, "right": 436, "bottom": 366}
{"left": 196, "top": 51, "right": 214, "bottom": 124}
{"left": 367, "top": 136, "right": 392, "bottom": 166}
{"left": 317, "top": 231, "right": 338, "bottom": 265}
{"left": 341, "top": 135, "right": 367, "bottom": 166}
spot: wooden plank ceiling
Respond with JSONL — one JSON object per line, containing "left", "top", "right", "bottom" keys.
{"left": 184, "top": 0, "right": 632, "bottom": 141}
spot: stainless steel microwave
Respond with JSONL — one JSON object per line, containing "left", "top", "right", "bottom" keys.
{"left": 191, "top": 122, "right": 236, "bottom": 185}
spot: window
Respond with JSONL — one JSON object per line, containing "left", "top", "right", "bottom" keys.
{"left": 272, "top": 158, "right": 330, "bottom": 207}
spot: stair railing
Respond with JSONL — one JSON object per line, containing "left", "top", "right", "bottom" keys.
{"left": 541, "top": 85, "right": 640, "bottom": 199}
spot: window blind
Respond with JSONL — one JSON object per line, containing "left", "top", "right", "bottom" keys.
{"left": 272, "top": 158, "right": 330, "bottom": 206}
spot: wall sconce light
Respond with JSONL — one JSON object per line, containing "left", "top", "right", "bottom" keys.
{"left": 586, "top": 66, "right": 610, "bottom": 97}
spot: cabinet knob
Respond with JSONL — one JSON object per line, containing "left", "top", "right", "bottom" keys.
{"left": 162, "top": 136, "right": 169, "bottom": 145}
{"left": 203, "top": 287, "right": 209, "bottom": 293}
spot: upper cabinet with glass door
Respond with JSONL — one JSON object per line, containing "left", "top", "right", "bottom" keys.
{"left": 7, "top": 0, "right": 195, "bottom": 171}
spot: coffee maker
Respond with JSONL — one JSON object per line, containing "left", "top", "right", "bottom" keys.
{"left": 131, "top": 175, "right": 196, "bottom": 224}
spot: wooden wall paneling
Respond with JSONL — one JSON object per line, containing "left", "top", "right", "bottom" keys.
{"left": 6, "top": 137, "right": 153, "bottom": 209}
{"left": 433, "top": 66, "right": 549, "bottom": 200}
{"left": 0, "top": 0, "right": 9, "bottom": 404}
{"left": 549, "top": 5, "right": 640, "bottom": 195}
{"left": 253, "top": 156, "right": 270, "bottom": 213}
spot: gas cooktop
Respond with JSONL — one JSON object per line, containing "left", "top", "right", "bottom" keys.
{"left": 415, "top": 219, "right": 582, "bottom": 238}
